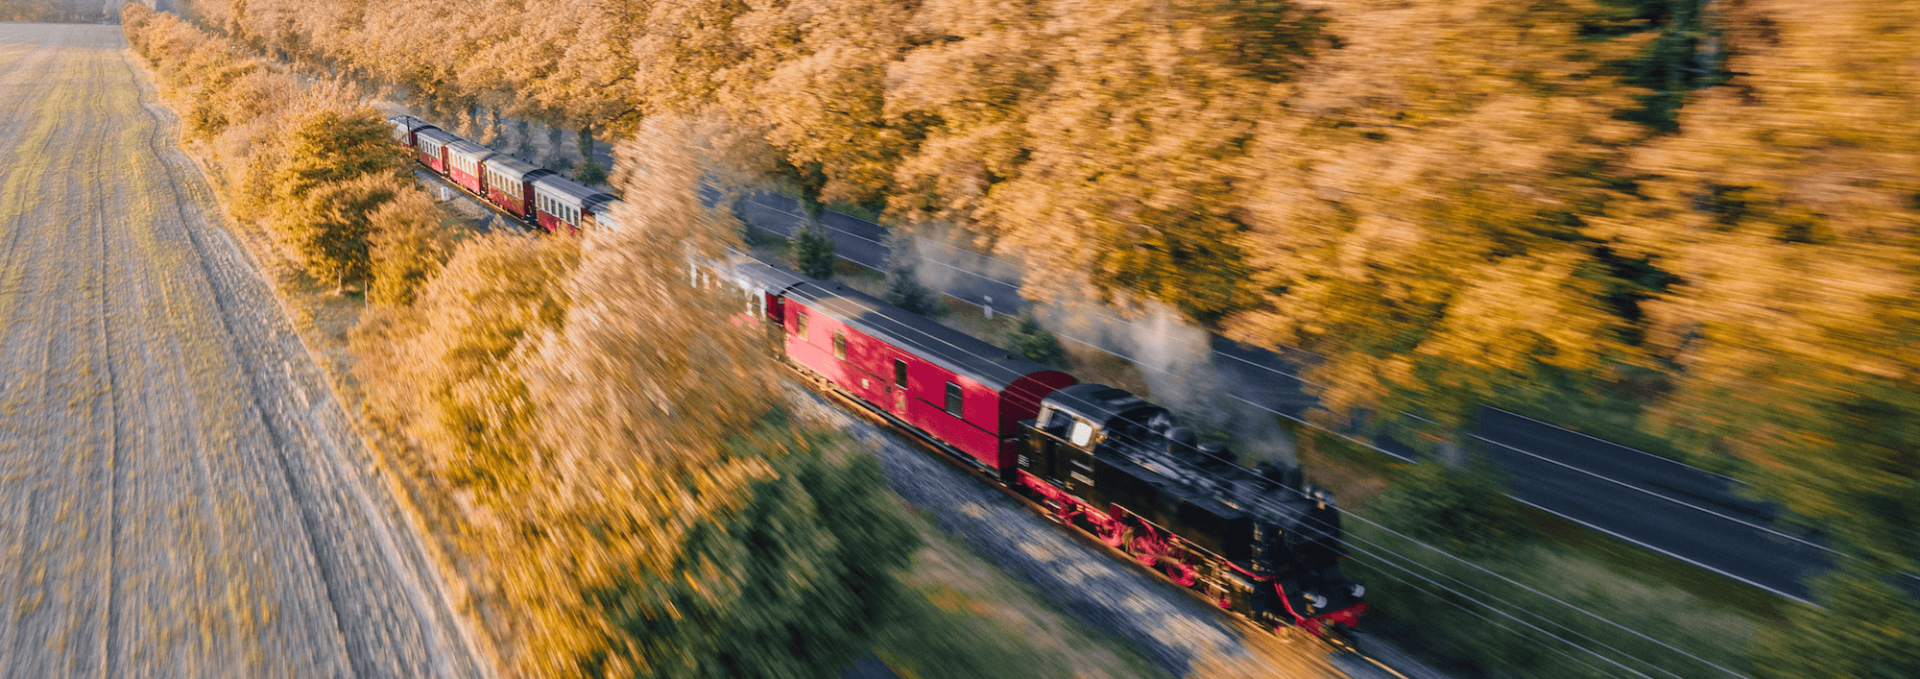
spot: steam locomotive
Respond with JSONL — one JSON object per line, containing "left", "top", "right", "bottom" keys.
{"left": 385, "top": 113, "right": 1368, "bottom": 636}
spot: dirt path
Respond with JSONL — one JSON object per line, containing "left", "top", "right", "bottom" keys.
{"left": 0, "top": 23, "right": 486, "bottom": 679}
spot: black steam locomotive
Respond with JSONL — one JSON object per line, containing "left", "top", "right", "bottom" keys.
{"left": 1015, "top": 384, "right": 1368, "bottom": 634}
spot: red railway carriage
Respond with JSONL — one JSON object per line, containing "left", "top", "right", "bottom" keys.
{"left": 444, "top": 139, "right": 497, "bottom": 197}
{"left": 479, "top": 155, "right": 553, "bottom": 219}
{"left": 530, "top": 175, "right": 613, "bottom": 235}
{"left": 775, "top": 277, "right": 1077, "bottom": 471}
{"left": 386, "top": 115, "right": 434, "bottom": 148}
{"left": 413, "top": 128, "right": 457, "bottom": 175}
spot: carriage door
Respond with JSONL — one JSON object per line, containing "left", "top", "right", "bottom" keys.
{"left": 889, "top": 358, "right": 909, "bottom": 417}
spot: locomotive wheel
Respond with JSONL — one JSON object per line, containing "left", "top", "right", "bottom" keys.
{"left": 1127, "top": 532, "right": 1161, "bottom": 567}
{"left": 1096, "top": 519, "right": 1126, "bottom": 548}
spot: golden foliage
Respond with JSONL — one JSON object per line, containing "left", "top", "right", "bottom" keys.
{"left": 368, "top": 187, "right": 454, "bottom": 307}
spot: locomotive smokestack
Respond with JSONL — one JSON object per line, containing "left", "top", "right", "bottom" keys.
{"left": 1165, "top": 426, "right": 1197, "bottom": 458}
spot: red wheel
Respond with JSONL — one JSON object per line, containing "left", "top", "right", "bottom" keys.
{"left": 1127, "top": 533, "right": 1161, "bottom": 566}
{"left": 1166, "top": 561, "right": 1198, "bottom": 587}
{"left": 1095, "top": 517, "right": 1126, "bottom": 548}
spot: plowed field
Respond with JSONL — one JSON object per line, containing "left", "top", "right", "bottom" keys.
{"left": 0, "top": 23, "right": 484, "bottom": 679}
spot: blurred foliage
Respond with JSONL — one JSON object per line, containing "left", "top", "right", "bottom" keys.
{"left": 1354, "top": 520, "right": 1760, "bottom": 679}
{"left": 368, "top": 188, "right": 454, "bottom": 307}
{"left": 590, "top": 425, "right": 917, "bottom": 679}
{"left": 574, "top": 160, "right": 608, "bottom": 187}
{"left": 1360, "top": 463, "right": 1760, "bottom": 678}
{"left": 353, "top": 233, "right": 579, "bottom": 494}
{"left": 1368, "top": 459, "right": 1535, "bottom": 561}
{"left": 1754, "top": 565, "right": 1920, "bottom": 679}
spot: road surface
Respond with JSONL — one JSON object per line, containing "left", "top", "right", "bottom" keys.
{"left": 0, "top": 24, "right": 485, "bottom": 678}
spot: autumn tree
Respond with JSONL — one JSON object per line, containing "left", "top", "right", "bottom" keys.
{"left": 1219, "top": 0, "right": 1657, "bottom": 443}
{"left": 368, "top": 187, "right": 452, "bottom": 307}
{"left": 268, "top": 107, "right": 410, "bottom": 290}
{"left": 351, "top": 233, "right": 581, "bottom": 496}
{"left": 501, "top": 117, "right": 917, "bottom": 678}
{"left": 1598, "top": 5, "right": 1920, "bottom": 671}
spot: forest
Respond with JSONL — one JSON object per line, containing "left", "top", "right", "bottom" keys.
{"left": 0, "top": 0, "right": 115, "bottom": 22}
{"left": 138, "top": 0, "right": 1919, "bottom": 677}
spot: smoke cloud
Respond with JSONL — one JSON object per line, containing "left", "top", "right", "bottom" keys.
{"left": 1032, "top": 294, "right": 1298, "bottom": 467}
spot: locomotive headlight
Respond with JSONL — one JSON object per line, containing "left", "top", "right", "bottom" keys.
{"left": 1312, "top": 594, "right": 1329, "bottom": 609}
{"left": 1350, "top": 584, "right": 1366, "bottom": 598}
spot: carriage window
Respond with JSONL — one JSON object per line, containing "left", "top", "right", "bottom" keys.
{"left": 795, "top": 312, "right": 809, "bottom": 341}
{"left": 833, "top": 332, "right": 847, "bottom": 360}
{"left": 893, "top": 359, "right": 907, "bottom": 388}
{"left": 945, "top": 382, "right": 963, "bottom": 417}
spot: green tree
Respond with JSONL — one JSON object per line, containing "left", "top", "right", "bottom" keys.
{"left": 1755, "top": 566, "right": 1920, "bottom": 679}
{"left": 1006, "top": 314, "right": 1066, "bottom": 369}
{"left": 574, "top": 161, "right": 608, "bottom": 186}
{"left": 884, "top": 262, "right": 940, "bottom": 316}
{"left": 590, "top": 421, "right": 918, "bottom": 679}
{"left": 1369, "top": 459, "right": 1534, "bottom": 560}
{"left": 792, "top": 226, "right": 838, "bottom": 280}
{"left": 1584, "top": 0, "right": 1727, "bottom": 132}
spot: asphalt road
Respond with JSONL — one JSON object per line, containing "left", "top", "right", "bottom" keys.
{"left": 0, "top": 24, "right": 486, "bottom": 678}
{"left": 733, "top": 190, "right": 1832, "bottom": 602}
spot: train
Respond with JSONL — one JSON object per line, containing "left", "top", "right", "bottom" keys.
{"left": 721, "top": 262, "right": 1370, "bottom": 636}
{"left": 387, "top": 115, "right": 621, "bottom": 234}
{"left": 386, "top": 114, "right": 1369, "bottom": 637}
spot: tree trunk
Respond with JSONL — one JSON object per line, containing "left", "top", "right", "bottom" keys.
{"left": 577, "top": 123, "right": 596, "bottom": 167}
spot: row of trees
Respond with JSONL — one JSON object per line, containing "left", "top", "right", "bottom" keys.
{"left": 0, "top": 0, "right": 114, "bottom": 22}
{"left": 165, "top": 0, "right": 1916, "bottom": 675}
{"left": 122, "top": 4, "right": 446, "bottom": 305}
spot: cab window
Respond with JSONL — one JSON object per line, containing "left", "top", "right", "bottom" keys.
{"left": 1069, "top": 420, "right": 1096, "bottom": 448}
{"left": 833, "top": 331, "right": 847, "bottom": 360}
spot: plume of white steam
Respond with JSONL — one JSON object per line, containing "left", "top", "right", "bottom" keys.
{"left": 897, "top": 226, "right": 1024, "bottom": 301}
{"left": 878, "top": 226, "right": 1298, "bottom": 466}
{"left": 1034, "top": 295, "right": 1297, "bottom": 466}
